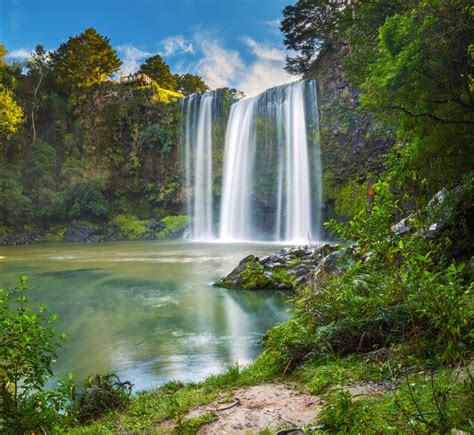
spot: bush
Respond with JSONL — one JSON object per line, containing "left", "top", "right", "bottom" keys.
{"left": 110, "top": 214, "right": 149, "bottom": 239}
{"left": 263, "top": 178, "right": 474, "bottom": 373}
{"left": 156, "top": 215, "right": 189, "bottom": 239}
{"left": 67, "top": 177, "right": 108, "bottom": 219}
{"left": 74, "top": 374, "right": 132, "bottom": 423}
{"left": 0, "top": 277, "right": 74, "bottom": 432}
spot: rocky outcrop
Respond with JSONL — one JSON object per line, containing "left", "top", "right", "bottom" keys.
{"left": 214, "top": 243, "right": 340, "bottom": 291}
{"left": 0, "top": 231, "right": 44, "bottom": 246}
{"left": 306, "top": 40, "right": 394, "bottom": 225}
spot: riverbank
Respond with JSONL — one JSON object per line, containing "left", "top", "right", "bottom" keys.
{"left": 0, "top": 214, "right": 189, "bottom": 246}
{"left": 68, "top": 347, "right": 473, "bottom": 433}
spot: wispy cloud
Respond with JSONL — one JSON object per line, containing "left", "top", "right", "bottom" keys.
{"left": 191, "top": 32, "right": 295, "bottom": 96}
{"left": 161, "top": 35, "right": 194, "bottom": 57}
{"left": 261, "top": 19, "right": 281, "bottom": 28}
{"left": 242, "top": 37, "right": 285, "bottom": 62}
{"left": 194, "top": 33, "right": 245, "bottom": 90}
{"left": 7, "top": 48, "right": 32, "bottom": 60}
{"left": 116, "top": 44, "right": 151, "bottom": 75}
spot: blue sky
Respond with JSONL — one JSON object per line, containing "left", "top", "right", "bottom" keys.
{"left": 1, "top": 0, "right": 298, "bottom": 95}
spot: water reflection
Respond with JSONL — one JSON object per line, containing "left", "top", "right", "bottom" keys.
{"left": 0, "top": 241, "right": 290, "bottom": 390}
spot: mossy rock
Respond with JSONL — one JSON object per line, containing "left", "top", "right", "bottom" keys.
{"left": 43, "top": 226, "right": 66, "bottom": 242}
{"left": 156, "top": 215, "right": 190, "bottom": 240}
{"left": 110, "top": 214, "right": 150, "bottom": 240}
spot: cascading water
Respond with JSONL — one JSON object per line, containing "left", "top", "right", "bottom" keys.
{"left": 218, "top": 97, "right": 258, "bottom": 241}
{"left": 180, "top": 91, "right": 220, "bottom": 240}
{"left": 219, "top": 80, "right": 321, "bottom": 243}
{"left": 181, "top": 79, "right": 322, "bottom": 244}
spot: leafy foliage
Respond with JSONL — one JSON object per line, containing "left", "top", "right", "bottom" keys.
{"left": 0, "top": 277, "right": 74, "bottom": 432}
{"left": 176, "top": 73, "right": 209, "bottom": 96}
{"left": 52, "top": 28, "right": 122, "bottom": 92}
{"left": 74, "top": 374, "right": 132, "bottom": 424}
{"left": 139, "top": 54, "right": 177, "bottom": 91}
{"left": 0, "top": 84, "right": 24, "bottom": 143}
{"left": 110, "top": 214, "right": 149, "bottom": 239}
{"left": 156, "top": 215, "right": 190, "bottom": 239}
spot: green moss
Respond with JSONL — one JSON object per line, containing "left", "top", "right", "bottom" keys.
{"left": 324, "top": 171, "right": 368, "bottom": 220}
{"left": 156, "top": 215, "right": 189, "bottom": 240}
{"left": 43, "top": 226, "right": 66, "bottom": 242}
{"left": 272, "top": 267, "right": 296, "bottom": 289}
{"left": 240, "top": 260, "right": 272, "bottom": 289}
{"left": 110, "top": 214, "right": 149, "bottom": 240}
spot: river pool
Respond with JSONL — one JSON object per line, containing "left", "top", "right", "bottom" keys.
{"left": 0, "top": 241, "right": 290, "bottom": 391}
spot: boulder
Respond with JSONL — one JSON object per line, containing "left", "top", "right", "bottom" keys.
{"left": 214, "top": 244, "right": 339, "bottom": 291}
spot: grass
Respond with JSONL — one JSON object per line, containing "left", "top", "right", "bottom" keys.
{"left": 67, "top": 360, "right": 278, "bottom": 433}
{"left": 67, "top": 348, "right": 474, "bottom": 433}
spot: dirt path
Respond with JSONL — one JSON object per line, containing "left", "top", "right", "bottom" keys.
{"left": 187, "top": 383, "right": 323, "bottom": 434}
{"left": 156, "top": 381, "right": 392, "bottom": 434}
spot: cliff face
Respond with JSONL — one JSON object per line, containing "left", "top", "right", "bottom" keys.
{"left": 306, "top": 40, "right": 394, "bottom": 225}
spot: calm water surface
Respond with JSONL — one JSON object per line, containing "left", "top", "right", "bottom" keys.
{"left": 0, "top": 241, "right": 290, "bottom": 390}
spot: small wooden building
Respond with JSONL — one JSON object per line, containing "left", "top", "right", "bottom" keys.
{"left": 119, "top": 72, "right": 152, "bottom": 85}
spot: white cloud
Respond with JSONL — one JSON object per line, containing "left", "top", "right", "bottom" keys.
{"left": 194, "top": 33, "right": 245, "bottom": 90}
{"left": 7, "top": 48, "right": 32, "bottom": 60}
{"left": 116, "top": 44, "right": 151, "bottom": 75}
{"left": 237, "top": 59, "right": 296, "bottom": 97}
{"left": 191, "top": 32, "right": 296, "bottom": 96}
{"left": 115, "top": 33, "right": 297, "bottom": 96}
{"left": 262, "top": 19, "right": 281, "bottom": 29}
{"left": 242, "top": 37, "right": 286, "bottom": 62}
{"left": 161, "top": 35, "right": 194, "bottom": 57}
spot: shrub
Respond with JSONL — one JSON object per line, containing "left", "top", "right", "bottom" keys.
{"left": 0, "top": 277, "right": 74, "bottom": 432}
{"left": 110, "top": 214, "right": 149, "bottom": 239}
{"left": 156, "top": 215, "right": 189, "bottom": 239}
{"left": 263, "top": 177, "right": 473, "bottom": 373}
{"left": 67, "top": 177, "right": 108, "bottom": 219}
{"left": 74, "top": 374, "right": 132, "bottom": 423}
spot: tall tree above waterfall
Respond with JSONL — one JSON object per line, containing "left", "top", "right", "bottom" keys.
{"left": 176, "top": 73, "right": 209, "bottom": 96}
{"left": 139, "top": 55, "right": 177, "bottom": 91}
{"left": 280, "top": 0, "right": 406, "bottom": 75}
{"left": 51, "top": 28, "right": 122, "bottom": 92}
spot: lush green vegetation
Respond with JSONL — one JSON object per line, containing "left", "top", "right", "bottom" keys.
{"left": 1, "top": 0, "right": 473, "bottom": 432}
{"left": 0, "top": 28, "right": 212, "bottom": 244}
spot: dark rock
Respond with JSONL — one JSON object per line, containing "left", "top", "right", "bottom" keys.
{"left": 0, "top": 231, "right": 43, "bottom": 246}
{"left": 214, "top": 243, "right": 339, "bottom": 291}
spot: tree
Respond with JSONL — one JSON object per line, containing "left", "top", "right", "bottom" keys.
{"left": 0, "top": 45, "right": 24, "bottom": 146}
{"left": 139, "top": 55, "right": 177, "bottom": 91}
{"left": 25, "top": 45, "right": 52, "bottom": 144}
{"left": 280, "top": 0, "right": 350, "bottom": 74}
{"left": 0, "top": 85, "right": 24, "bottom": 144}
{"left": 357, "top": 0, "right": 474, "bottom": 188}
{"left": 176, "top": 73, "right": 209, "bottom": 95}
{"left": 280, "top": 0, "right": 406, "bottom": 75}
{"left": 52, "top": 28, "right": 121, "bottom": 91}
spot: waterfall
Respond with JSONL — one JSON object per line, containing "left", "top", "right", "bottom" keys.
{"left": 219, "top": 97, "right": 258, "bottom": 241}
{"left": 219, "top": 80, "right": 321, "bottom": 243}
{"left": 181, "top": 80, "right": 322, "bottom": 244}
{"left": 180, "top": 92, "right": 220, "bottom": 240}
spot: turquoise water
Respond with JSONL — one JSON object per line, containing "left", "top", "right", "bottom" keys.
{"left": 0, "top": 241, "right": 290, "bottom": 391}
